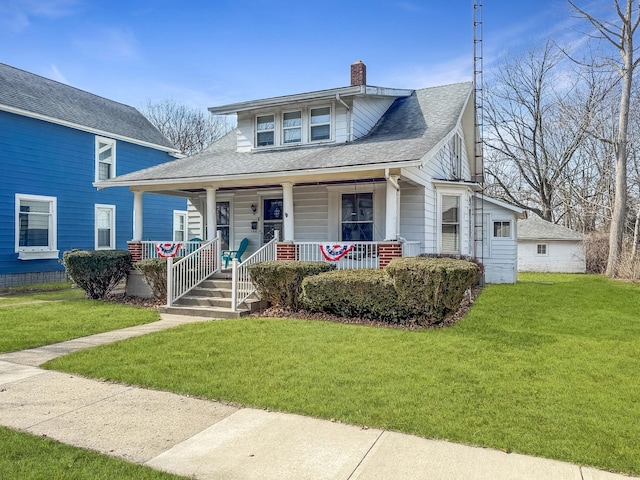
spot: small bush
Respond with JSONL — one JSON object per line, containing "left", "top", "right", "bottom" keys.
{"left": 386, "top": 257, "right": 481, "bottom": 322}
{"left": 62, "top": 250, "right": 132, "bottom": 300}
{"left": 302, "top": 269, "right": 412, "bottom": 323}
{"left": 584, "top": 231, "right": 609, "bottom": 274}
{"left": 248, "top": 260, "right": 336, "bottom": 309}
{"left": 135, "top": 258, "right": 168, "bottom": 300}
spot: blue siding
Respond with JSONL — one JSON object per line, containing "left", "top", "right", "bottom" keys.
{"left": 0, "top": 110, "right": 185, "bottom": 276}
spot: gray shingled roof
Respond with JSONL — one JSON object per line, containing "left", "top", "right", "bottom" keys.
{"left": 0, "top": 63, "right": 176, "bottom": 151}
{"left": 518, "top": 215, "right": 584, "bottom": 241}
{"left": 101, "top": 82, "right": 472, "bottom": 185}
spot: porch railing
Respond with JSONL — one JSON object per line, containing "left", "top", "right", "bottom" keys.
{"left": 231, "top": 232, "right": 278, "bottom": 311}
{"left": 297, "top": 242, "right": 380, "bottom": 269}
{"left": 167, "top": 236, "right": 221, "bottom": 307}
{"left": 141, "top": 240, "right": 204, "bottom": 260}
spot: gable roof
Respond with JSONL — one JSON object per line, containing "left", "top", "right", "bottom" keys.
{"left": 0, "top": 63, "right": 177, "bottom": 152}
{"left": 98, "top": 82, "right": 473, "bottom": 187}
{"left": 517, "top": 215, "right": 584, "bottom": 241}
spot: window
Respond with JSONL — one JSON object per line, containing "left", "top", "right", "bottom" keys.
{"left": 95, "top": 205, "right": 115, "bottom": 249}
{"left": 217, "top": 202, "right": 230, "bottom": 250}
{"left": 173, "top": 211, "right": 187, "bottom": 241}
{"left": 310, "top": 106, "right": 331, "bottom": 141}
{"left": 282, "top": 111, "right": 302, "bottom": 144}
{"left": 493, "top": 221, "right": 511, "bottom": 238}
{"left": 15, "top": 194, "right": 58, "bottom": 259}
{"left": 95, "top": 137, "right": 116, "bottom": 181}
{"left": 450, "top": 134, "right": 462, "bottom": 178}
{"left": 256, "top": 115, "right": 275, "bottom": 147}
{"left": 441, "top": 195, "right": 460, "bottom": 253}
{"left": 263, "top": 198, "right": 283, "bottom": 244}
{"left": 341, "top": 193, "right": 373, "bottom": 241}
{"left": 537, "top": 244, "right": 548, "bottom": 255}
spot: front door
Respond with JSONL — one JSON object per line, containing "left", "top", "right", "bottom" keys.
{"left": 263, "top": 198, "right": 283, "bottom": 244}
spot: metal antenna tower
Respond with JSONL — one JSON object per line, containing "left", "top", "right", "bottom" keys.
{"left": 473, "top": 0, "right": 486, "bottom": 269}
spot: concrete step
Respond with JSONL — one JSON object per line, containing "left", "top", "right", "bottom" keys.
{"left": 176, "top": 296, "right": 233, "bottom": 308}
{"left": 199, "top": 279, "right": 233, "bottom": 289}
{"left": 189, "top": 286, "right": 232, "bottom": 298}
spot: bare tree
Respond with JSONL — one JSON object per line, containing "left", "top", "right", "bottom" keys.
{"left": 569, "top": 0, "right": 640, "bottom": 276}
{"left": 141, "top": 99, "right": 233, "bottom": 156}
{"left": 484, "top": 40, "right": 600, "bottom": 222}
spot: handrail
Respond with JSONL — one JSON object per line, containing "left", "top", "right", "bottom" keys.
{"left": 231, "top": 236, "right": 278, "bottom": 312}
{"left": 167, "top": 236, "right": 221, "bottom": 307}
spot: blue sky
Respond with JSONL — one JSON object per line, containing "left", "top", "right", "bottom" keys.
{"left": 0, "top": 0, "right": 594, "bottom": 110}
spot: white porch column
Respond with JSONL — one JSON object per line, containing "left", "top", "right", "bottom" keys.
{"left": 282, "top": 182, "right": 294, "bottom": 241}
{"left": 132, "top": 191, "right": 143, "bottom": 241}
{"left": 206, "top": 186, "right": 217, "bottom": 241}
{"left": 385, "top": 175, "right": 400, "bottom": 240}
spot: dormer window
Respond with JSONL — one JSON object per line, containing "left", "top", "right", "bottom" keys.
{"left": 283, "top": 111, "right": 302, "bottom": 144}
{"left": 310, "top": 106, "right": 331, "bottom": 141}
{"left": 256, "top": 115, "right": 275, "bottom": 147}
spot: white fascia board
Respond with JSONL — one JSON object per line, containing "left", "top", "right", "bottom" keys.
{"left": 0, "top": 104, "right": 180, "bottom": 154}
{"left": 208, "top": 85, "right": 413, "bottom": 115}
{"left": 93, "top": 159, "right": 422, "bottom": 190}
{"left": 432, "top": 179, "right": 482, "bottom": 191}
{"left": 477, "top": 193, "right": 528, "bottom": 217}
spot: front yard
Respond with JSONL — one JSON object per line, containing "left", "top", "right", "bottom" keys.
{"left": 40, "top": 273, "right": 640, "bottom": 476}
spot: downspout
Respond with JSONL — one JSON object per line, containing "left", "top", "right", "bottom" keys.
{"left": 336, "top": 93, "right": 351, "bottom": 142}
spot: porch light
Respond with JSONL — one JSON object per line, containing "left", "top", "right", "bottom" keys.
{"left": 251, "top": 204, "right": 257, "bottom": 214}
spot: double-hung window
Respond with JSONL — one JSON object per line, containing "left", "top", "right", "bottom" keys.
{"left": 173, "top": 211, "right": 187, "bottom": 241}
{"left": 493, "top": 221, "right": 511, "bottom": 238}
{"left": 441, "top": 195, "right": 460, "bottom": 253}
{"left": 256, "top": 115, "right": 275, "bottom": 147}
{"left": 96, "top": 137, "right": 116, "bottom": 181}
{"left": 310, "top": 106, "right": 331, "bottom": 141}
{"left": 341, "top": 193, "right": 373, "bottom": 241}
{"left": 15, "top": 194, "right": 58, "bottom": 259}
{"left": 282, "top": 111, "right": 302, "bottom": 144}
{"left": 95, "top": 204, "right": 115, "bottom": 249}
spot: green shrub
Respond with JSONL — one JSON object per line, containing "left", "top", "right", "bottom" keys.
{"left": 135, "top": 258, "right": 168, "bottom": 300}
{"left": 386, "top": 257, "right": 481, "bottom": 322}
{"left": 62, "top": 250, "right": 132, "bottom": 300}
{"left": 248, "top": 261, "right": 336, "bottom": 309}
{"left": 302, "top": 269, "right": 412, "bottom": 323}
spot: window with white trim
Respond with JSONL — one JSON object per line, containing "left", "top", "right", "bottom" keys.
{"left": 310, "top": 106, "right": 331, "bottom": 141}
{"left": 95, "top": 204, "right": 115, "bottom": 249}
{"left": 217, "top": 202, "right": 231, "bottom": 250}
{"left": 441, "top": 195, "right": 460, "bottom": 253}
{"left": 173, "top": 210, "right": 187, "bottom": 241}
{"left": 341, "top": 193, "right": 373, "bottom": 241}
{"left": 95, "top": 137, "right": 116, "bottom": 181}
{"left": 450, "top": 133, "right": 462, "bottom": 178}
{"left": 493, "top": 221, "right": 511, "bottom": 238}
{"left": 15, "top": 194, "right": 58, "bottom": 259}
{"left": 282, "top": 111, "right": 302, "bottom": 144}
{"left": 537, "top": 244, "right": 548, "bottom": 255}
{"left": 256, "top": 114, "right": 275, "bottom": 147}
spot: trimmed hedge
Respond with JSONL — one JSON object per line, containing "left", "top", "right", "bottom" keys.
{"left": 385, "top": 257, "right": 481, "bottom": 321}
{"left": 135, "top": 258, "right": 168, "bottom": 300}
{"left": 62, "top": 250, "right": 132, "bottom": 300}
{"left": 248, "top": 260, "right": 336, "bottom": 309}
{"left": 302, "top": 269, "right": 412, "bottom": 324}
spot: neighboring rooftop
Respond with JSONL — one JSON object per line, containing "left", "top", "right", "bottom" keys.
{"left": 0, "top": 62, "right": 177, "bottom": 152}
{"left": 99, "top": 81, "right": 473, "bottom": 187}
{"left": 518, "top": 215, "right": 584, "bottom": 241}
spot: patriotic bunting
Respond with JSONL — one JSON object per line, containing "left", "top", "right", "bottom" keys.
{"left": 155, "top": 242, "right": 181, "bottom": 258}
{"left": 319, "top": 243, "right": 354, "bottom": 261}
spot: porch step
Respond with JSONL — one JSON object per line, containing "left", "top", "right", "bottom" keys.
{"left": 158, "top": 305, "right": 248, "bottom": 319}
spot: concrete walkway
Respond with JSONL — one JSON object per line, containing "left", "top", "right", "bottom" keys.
{"left": 0, "top": 314, "right": 636, "bottom": 480}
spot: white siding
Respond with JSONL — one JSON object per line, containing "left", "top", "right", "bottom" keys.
{"left": 236, "top": 113, "right": 252, "bottom": 152}
{"left": 293, "top": 185, "right": 329, "bottom": 241}
{"left": 334, "top": 103, "right": 349, "bottom": 144}
{"left": 399, "top": 181, "right": 425, "bottom": 250}
{"left": 187, "top": 199, "right": 203, "bottom": 239}
{"left": 481, "top": 201, "right": 519, "bottom": 284}
{"left": 518, "top": 240, "right": 586, "bottom": 273}
{"left": 351, "top": 97, "right": 396, "bottom": 139}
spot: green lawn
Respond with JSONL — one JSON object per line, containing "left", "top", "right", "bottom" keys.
{"left": 44, "top": 274, "right": 640, "bottom": 475}
{"left": 0, "top": 287, "right": 160, "bottom": 353}
{"left": 0, "top": 426, "right": 185, "bottom": 479}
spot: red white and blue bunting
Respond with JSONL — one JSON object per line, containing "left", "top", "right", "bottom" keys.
{"left": 155, "top": 243, "right": 181, "bottom": 258}
{"left": 319, "top": 243, "right": 354, "bottom": 261}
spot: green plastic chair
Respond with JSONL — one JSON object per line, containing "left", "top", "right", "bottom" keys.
{"left": 222, "top": 238, "right": 249, "bottom": 268}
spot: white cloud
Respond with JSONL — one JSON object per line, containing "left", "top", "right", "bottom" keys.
{"left": 48, "top": 64, "right": 69, "bottom": 83}
{"left": 0, "top": 0, "right": 82, "bottom": 32}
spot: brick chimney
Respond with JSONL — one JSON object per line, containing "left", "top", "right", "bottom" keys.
{"left": 350, "top": 60, "right": 366, "bottom": 86}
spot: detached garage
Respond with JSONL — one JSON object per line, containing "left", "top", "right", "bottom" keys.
{"left": 517, "top": 216, "right": 585, "bottom": 273}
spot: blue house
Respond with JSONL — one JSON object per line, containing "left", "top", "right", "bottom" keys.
{"left": 0, "top": 63, "right": 187, "bottom": 287}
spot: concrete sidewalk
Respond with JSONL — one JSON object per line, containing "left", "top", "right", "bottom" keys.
{"left": 0, "top": 315, "right": 636, "bottom": 480}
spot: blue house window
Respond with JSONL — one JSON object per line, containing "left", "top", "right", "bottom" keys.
{"left": 95, "top": 204, "right": 115, "bottom": 249}
{"left": 15, "top": 193, "right": 59, "bottom": 260}
{"left": 96, "top": 137, "right": 116, "bottom": 181}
